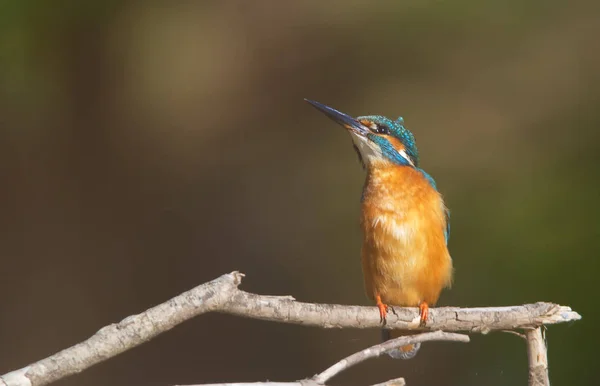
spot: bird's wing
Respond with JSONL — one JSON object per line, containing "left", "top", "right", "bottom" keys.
{"left": 418, "top": 168, "right": 450, "bottom": 244}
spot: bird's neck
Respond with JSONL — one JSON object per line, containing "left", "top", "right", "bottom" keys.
{"left": 365, "top": 162, "right": 411, "bottom": 185}
{"left": 362, "top": 163, "right": 412, "bottom": 204}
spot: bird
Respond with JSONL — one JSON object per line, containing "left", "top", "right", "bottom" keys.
{"left": 305, "top": 99, "right": 453, "bottom": 359}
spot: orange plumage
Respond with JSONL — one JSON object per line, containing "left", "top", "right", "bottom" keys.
{"left": 360, "top": 162, "right": 452, "bottom": 310}
{"left": 361, "top": 161, "right": 453, "bottom": 359}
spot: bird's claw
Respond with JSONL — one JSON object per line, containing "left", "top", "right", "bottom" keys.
{"left": 376, "top": 295, "right": 389, "bottom": 325}
{"left": 419, "top": 302, "right": 429, "bottom": 327}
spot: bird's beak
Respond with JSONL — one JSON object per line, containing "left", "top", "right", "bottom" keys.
{"left": 305, "top": 99, "right": 370, "bottom": 137}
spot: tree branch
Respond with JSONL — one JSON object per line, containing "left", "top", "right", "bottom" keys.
{"left": 525, "top": 327, "right": 550, "bottom": 386}
{"left": 0, "top": 271, "right": 581, "bottom": 386}
{"left": 223, "top": 285, "right": 579, "bottom": 333}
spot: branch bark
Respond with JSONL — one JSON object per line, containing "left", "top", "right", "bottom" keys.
{"left": 0, "top": 272, "right": 580, "bottom": 386}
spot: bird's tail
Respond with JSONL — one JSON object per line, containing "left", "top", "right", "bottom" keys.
{"left": 382, "top": 329, "right": 421, "bottom": 359}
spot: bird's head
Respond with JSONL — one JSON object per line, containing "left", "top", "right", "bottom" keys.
{"left": 306, "top": 99, "right": 419, "bottom": 169}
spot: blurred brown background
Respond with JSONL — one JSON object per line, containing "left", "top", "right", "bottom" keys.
{"left": 1, "top": 1, "right": 598, "bottom": 385}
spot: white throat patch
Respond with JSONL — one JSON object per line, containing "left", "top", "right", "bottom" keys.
{"left": 349, "top": 132, "right": 382, "bottom": 165}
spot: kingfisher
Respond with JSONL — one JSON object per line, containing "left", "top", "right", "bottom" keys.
{"left": 306, "top": 99, "right": 453, "bottom": 359}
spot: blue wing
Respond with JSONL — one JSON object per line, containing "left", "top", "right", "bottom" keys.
{"left": 419, "top": 168, "right": 450, "bottom": 245}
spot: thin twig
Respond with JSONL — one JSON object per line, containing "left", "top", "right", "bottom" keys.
{"left": 175, "top": 331, "right": 467, "bottom": 386}
{"left": 0, "top": 272, "right": 580, "bottom": 386}
{"left": 174, "top": 383, "right": 311, "bottom": 386}
{"left": 312, "top": 331, "right": 469, "bottom": 384}
{"left": 175, "top": 379, "right": 404, "bottom": 386}
{"left": 501, "top": 330, "right": 527, "bottom": 340}
{"left": 370, "top": 378, "right": 406, "bottom": 386}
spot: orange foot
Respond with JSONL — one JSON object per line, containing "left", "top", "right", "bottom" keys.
{"left": 376, "top": 295, "right": 389, "bottom": 324}
{"left": 419, "top": 302, "right": 429, "bottom": 327}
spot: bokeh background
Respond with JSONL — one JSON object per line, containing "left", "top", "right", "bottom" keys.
{"left": 1, "top": 1, "right": 598, "bottom": 385}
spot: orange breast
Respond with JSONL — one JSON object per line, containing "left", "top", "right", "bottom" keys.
{"left": 360, "top": 164, "right": 453, "bottom": 307}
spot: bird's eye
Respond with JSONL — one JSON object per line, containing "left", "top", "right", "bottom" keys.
{"left": 374, "top": 124, "right": 390, "bottom": 135}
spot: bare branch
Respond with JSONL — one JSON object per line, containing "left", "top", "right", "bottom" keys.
{"left": 0, "top": 272, "right": 243, "bottom": 386}
{"left": 525, "top": 328, "right": 550, "bottom": 386}
{"left": 224, "top": 288, "right": 579, "bottom": 332}
{"left": 0, "top": 271, "right": 580, "bottom": 386}
{"left": 312, "top": 331, "right": 469, "bottom": 384}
